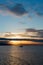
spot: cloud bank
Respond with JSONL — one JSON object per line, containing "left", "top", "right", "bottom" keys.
{"left": 0, "top": 29, "right": 43, "bottom": 39}
{"left": 25, "top": 28, "right": 43, "bottom": 38}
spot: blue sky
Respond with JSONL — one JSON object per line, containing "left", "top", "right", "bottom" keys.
{"left": 0, "top": 0, "right": 43, "bottom": 33}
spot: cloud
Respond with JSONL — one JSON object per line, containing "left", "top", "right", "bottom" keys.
{"left": 4, "top": 33, "right": 15, "bottom": 37}
{"left": 34, "top": 4, "right": 43, "bottom": 16}
{"left": 25, "top": 28, "right": 43, "bottom": 37}
{"left": 10, "top": 3, "right": 28, "bottom": 16}
{"left": 18, "top": 21, "right": 26, "bottom": 25}
{"left": 0, "top": 1, "right": 43, "bottom": 17}
{"left": 36, "top": 12, "right": 43, "bottom": 16}
{"left": 26, "top": 28, "right": 37, "bottom": 32}
{"left": 0, "top": 3, "right": 28, "bottom": 16}
{"left": 0, "top": 4, "right": 10, "bottom": 15}
{"left": 27, "top": 1, "right": 43, "bottom": 17}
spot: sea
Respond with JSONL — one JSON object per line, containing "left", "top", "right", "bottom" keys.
{"left": 0, "top": 44, "right": 43, "bottom": 65}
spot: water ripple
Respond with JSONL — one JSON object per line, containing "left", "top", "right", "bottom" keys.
{"left": 0, "top": 55, "right": 30, "bottom": 65}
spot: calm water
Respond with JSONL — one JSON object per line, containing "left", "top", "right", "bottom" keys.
{"left": 0, "top": 45, "right": 43, "bottom": 65}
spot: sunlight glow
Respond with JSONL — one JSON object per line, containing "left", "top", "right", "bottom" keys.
{"left": 9, "top": 40, "right": 43, "bottom": 45}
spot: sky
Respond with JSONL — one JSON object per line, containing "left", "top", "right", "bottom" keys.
{"left": 0, "top": 0, "right": 43, "bottom": 33}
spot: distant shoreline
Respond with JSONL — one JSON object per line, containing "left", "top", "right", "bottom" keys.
{"left": 0, "top": 44, "right": 43, "bottom": 46}
{"left": 0, "top": 38, "right": 43, "bottom": 42}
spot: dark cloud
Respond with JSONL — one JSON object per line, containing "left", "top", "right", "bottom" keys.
{"left": 26, "top": 28, "right": 37, "bottom": 32}
{"left": 10, "top": 4, "right": 27, "bottom": 16}
{"left": 0, "top": 3, "right": 28, "bottom": 16}
{"left": 25, "top": 28, "right": 43, "bottom": 37}
{"left": 25, "top": 28, "right": 43, "bottom": 32}
{"left": 36, "top": 12, "right": 43, "bottom": 16}
{"left": 0, "top": 1, "right": 43, "bottom": 17}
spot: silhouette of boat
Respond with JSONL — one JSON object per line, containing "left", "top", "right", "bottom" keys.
{"left": 19, "top": 46, "right": 23, "bottom": 47}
